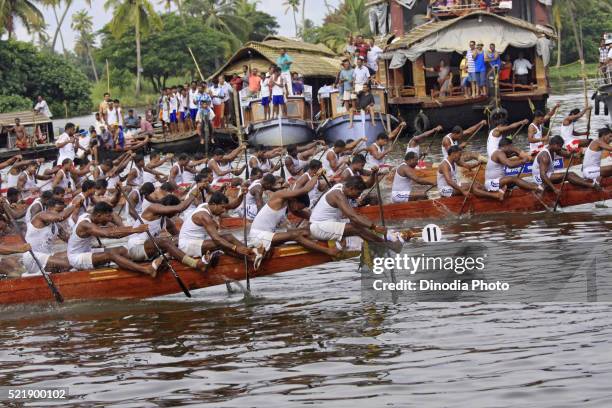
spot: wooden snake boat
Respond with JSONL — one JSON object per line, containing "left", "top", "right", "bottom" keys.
{"left": 0, "top": 244, "right": 357, "bottom": 305}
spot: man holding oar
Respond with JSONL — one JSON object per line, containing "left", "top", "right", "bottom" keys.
{"left": 560, "top": 107, "right": 592, "bottom": 152}
{"left": 391, "top": 151, "right": 437, "bottom": 203}
{"left": 532, "top": 136, "right": 599, "bottom": 195}
{"left": 405, "top": 124, "right": 441, "bottom": 157}
{"left": 438, "top": 145, "right": 503, "bottom": 200}
{"left": 582, "top": 127, "right": 612, "bottom": 184}
{"left": 528, "top": 103, "right": 561, "bottom": 155}
{"left": 441, "top": 120, "right": 487, "bottom": 160}
{"left": 292, "top": 160, "right": 327, "bottom": 208}
{"left": 487, "top": 118, "right": 529, "bottom": 158}
{"left": 484, "top": 138, "right": 541, "bottom": 196}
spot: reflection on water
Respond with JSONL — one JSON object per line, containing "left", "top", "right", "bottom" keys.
{"left": 0, "top": 81, "right": 611, "bottom": 407}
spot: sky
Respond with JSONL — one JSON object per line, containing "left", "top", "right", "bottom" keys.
{"left": 14, "top": 0, "right": 342, "bottom": 50}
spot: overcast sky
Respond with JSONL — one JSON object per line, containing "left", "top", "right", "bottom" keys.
{"left": 14, "top": 0, "right": 342, "bottom": 50}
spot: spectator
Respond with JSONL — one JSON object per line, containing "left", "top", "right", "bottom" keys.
{"left": 291, "top": 72, "right": 304, "bottom": 96}
{"left": 459, "top": 51, "right": 470, "bottom": 98}
{"left": 98, "top": 126, "right": 114, "bottom": 150}
{"left": 276, "top": 48, "right": 294, "bottom": 96}
{"left": 140, "top": 112, "right": 154, "bottom": 137}
{"left": 124, "top": 109, "right": 140, "bottom": 130}
{"left": 336, "top": 59, "right": 356, "bottom": 114}
{"left": 353, "top": 56, "right": 371, "bottom": 93}
{"left": 248, "top": 67, "right": 262, "bottom": 96}
{"left": 466, "top": 40, "right": 477, "bottom": 97}
{"left": 344, "top": 35, "right": 356, "bottom": 64}
{"left": 474, "top": 42, "right": 487, "bottom": 96}
{"left": 260, "top": 72, "right": 271, "bottom": 120}
{"left": 485, "top": 43, "right": 501, "bottom": 75}
{"left": 513, "top": 51, "right": 533, "bottom": 85}
{"left": 354, "top": 35, "right": 370, "bottom": 61}
{"left": 499, "top": 54, "right": 512, "bottom": 83}
{"left": 33, "top": 95, "right": 52, "bottom": 118}
{"left": 271, "top": 66, "right": 288, "bottom": 118}
{"left": 423, "top": 59, "right": 451, "bottom": 97}
{"left": 241, "top": 65, "right": 250, "bottom": 86}
{"left": 351, "top": 83, "right": 376, "bottom": 128}
{"left": 317, "top": 83, "right": 333, "bottom": 119}
{"left": 230, "top": 73, "right": 243, "bottom": 92}
{"left": 366, "top": 38, "right": 383, "bottom": 76}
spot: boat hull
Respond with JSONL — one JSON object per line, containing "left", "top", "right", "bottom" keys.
{"left": 248, "top": 118, "right": 315, "bottom": 147}
{"left": 0, "top": 145, "right": 58, "bottom": 162}
{"left": 0, "top": 245, "right": 349, "bottom": 305}
{"left": 317, "top": 114, "right": 399, "bottom": 145}
{"left": 597, "top": 83, "right": 612, "bottom": 123}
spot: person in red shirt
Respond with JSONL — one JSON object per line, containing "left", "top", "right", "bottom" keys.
{"left": 230, "top": 73, "right": 243, "bottom": 92}
{"left": 354, "top": 35, "right": 370, "bottom": 59}
{"left": 248, "top": 67, "right": 262, "bottom": 96}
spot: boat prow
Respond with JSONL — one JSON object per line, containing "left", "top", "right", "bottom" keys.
{"left": 248, "top": 117, "right": 315, "bottom": 146}
{"left": 318, "top": 113, "right": 399, "bottom": 145}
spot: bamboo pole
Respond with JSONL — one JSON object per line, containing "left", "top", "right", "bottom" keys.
{"left": 188, "top": 47, "right": 205, "bottom": 81}
{"left": 106, "top": 59, "right": 110, "bottom": 94}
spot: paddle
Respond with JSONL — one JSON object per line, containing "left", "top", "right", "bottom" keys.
{"left": 457, "top": 163, "right": 483, "bottom": 218}
{"left": 553, "top": 153, "right": 574, "bottom": 212}
{"left": 241, "top": 186, "right": 250, "bottom": 292}
{"left": 462, "top": 121, "right": 486, "bottom": 147}
{"left": 374, "top": 173, "right": 387, "bottom": 241}
{"left": 509, "top": 122, "right": 526, "bottom": 141}
{"left": 418, "top": 129, "right": 441, "bottom": 161}
{"left": 1, "top": 201, "right": 63, "bottom": 303}
{"left": 118, "top": 189, "right": 192, "bottom": 297}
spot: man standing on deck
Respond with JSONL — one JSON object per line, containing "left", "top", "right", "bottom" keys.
{"left": 473, "top": 42, "right": 487, "bottom": 97}
{"left": 512, "top": 52, "right": 533, "bottom": 85}
{"left": 195, "top": 99, "right": 215, "bottom": 146}
{"left": 188, "top": 81, "right": 200, "bottom": 125}
{"left": 391, "top": 151, "right": 437, "bottom": 203}
{"left": 56, "top": 123, "right": 77, "bottom": 164}
{"left": 34, "top": 95, "right": 52, "bottom": 118}
{"left": 466, "top": 41, "right": 477, "bottom": 97}
{"left": 532, "top": 136, "right": 600, "bottom": 195}
{"left": 437, "top": 145, "right": 503, "bottom": 200}
{"left": 582, "top": 127, "right": 612, "bottom": 183}
{"left": 276, "top": 48, "right": 294, "bottom": 96}
{"left": 21, "top": 198, "right": 74, "bottom": 276}
{"left": 485, "top": 138, "right": 541, "bottom": 195}
{"left": 99, "top": 93, "right": 111, "bottom": 123}
{"left": 68, "top": 202, "right": 163, "bottom": 276}
{"left": 528, "top": 103, "right": 561, "bottom": 155}
{"left": 560, "top": 107, "right": 592, "bottom": 152}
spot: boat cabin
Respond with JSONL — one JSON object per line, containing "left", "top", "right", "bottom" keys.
{"left": 0, "top": 111, "right": 54, "bottom": 150}
{"left": 326, "top": 87, "right": 389, "bottom": 118}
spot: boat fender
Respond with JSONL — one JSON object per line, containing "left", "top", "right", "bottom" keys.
{"left": 490, "top": 107, "right": 508, "bottom": 123}
{"left": 413, "top": 112, "right": 430, "bottom": 134}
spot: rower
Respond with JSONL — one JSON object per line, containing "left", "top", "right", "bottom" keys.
{"left": 581, "top": 127, "right": 612, "bottom": 183}
{"left": 5, "top": 158, "right": 42, "bottom": 189}
{"left": 2, "top": 188, "right": 28, "bottom": 220}
{"left": 284, "top": 141, "right": 323, "bottom": 180}
{"left": 178, "top": 191, "right": 263, "bottom": 266}
{"left": 487, "top": 118, "right": 529, "bottom": 158}
{"left": 528, "top": 103, "right": 560, "bottom": 155}
{"left": 391, "top": 151, "right": 436, "bottom": 203}
{"left": 441, "top": 120, "right": 486, "bottom": 160}
{"left": 22, "top": 198, "right": 74, "bottom": 276}
{"left": 169, "top": 154, "right": 194, "bottom": 188}
{"left": 321, "top": 138, "right": 365, "bottom": 176}
{"left": 68, "top": 179, "right": 96, "bottom": 229}
{"left": 338, "top": 155, "right": 380, "bottom": 205}
{"left": 309, "top": 175, "right": 399, "bottom": 244}
{"left": 124, "top": 182, "right": 156, "bottom": 226}
{"left": 143, "top": 151, "right": 172, "bottom": 185}
{"left": 24, "top": 190, "right": 53, "bottom": 224}
{"left": 437, "top": 145, "right": 504, "bottom": 200}
{"left": 560, "top": 107, "right": 592, "bottom": 151}
{"left": 182, "top": 152, "right": 209, "bottom": 185}
{"left": 51, "top": 158, "right": 74, "bottom": 194}
{"left": 293, "top": 159, "right": 327, "bottom": 208}
{"left": 243, "top": 168, "right": 264, "bottom": 220}
{"left": 0, "top": 243, "right": 31, "bottom": 276}
{"left": 365, "top": 133, "right": 396, "bottom": 169}
{"left": 532, "top": 135, "right": 598, "bottom": 195}
{"left": 16, "top": 161, "right": 50, "bottom": 196}
{"left": 96, "top": 155, "right": 132, "bottom": 192}
{"left": 209, "top": 147, "right": 246, "bottom": 188}
{"left": 126, "top": 155, "right": 164, "bottom": 188}
{"left": 249, "top": 145, "right": 282, "bottom": 175}
{"left": 406, "top": 124, "right": 441, "bottom": 156}
{"left": 67, "top": 202, "right": 162, "bottom": 276}
{"left": 126, "top": 192, "right": 208, "bottom": 271}
{"left": 485, "top": 138, "right": 541, "bottom": 195}
{"left": 249, "top": 169, "right": 340, "bottom": 257}
{"left": 71, "top": 158, "right": 94, "bottom": 189}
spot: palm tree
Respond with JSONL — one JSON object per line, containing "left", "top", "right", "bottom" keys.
{"left": 0, "top": 0, "right": 45, "bottom": 39}
{"left": 104, "top": 0, "right": 162, "bottom": 96}
{"left": 313, "top": 0, "right": 370, "bottom": 52}
{"left": 283, "top": 0, "right": 299, "bottom": 38}
{"left": 71, "top": 9, "right": 98, "bottom": 82}
{"left": 159, "top": 0, "right": 184, "bottom": 21}
{"left": 183, "top": 0, "right": 251, "bottom": 52}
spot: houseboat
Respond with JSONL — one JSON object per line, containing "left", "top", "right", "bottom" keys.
{"left": 0, "top": 111, "right": 57, "bottom": 161}
{"left": 372, "top": 0, "right": 556, "bottom": 132}
{"left": 210, "top": 36, "right": 342, "bottom": 147}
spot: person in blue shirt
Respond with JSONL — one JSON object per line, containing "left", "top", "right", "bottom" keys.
{"left": 485, "top": 43, "right": 501, "bottom": 89}
{"left": 276, "top": 49, "right": 294, "bottom": 96}
{"left": 473, "top": 42, "right": 487, "bottom": 96}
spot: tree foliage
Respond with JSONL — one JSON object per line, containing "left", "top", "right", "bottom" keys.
{"left": 96, "top": 13, "right": 227, "bottom": 92}
{"left": 0, "top": 94, "right": 33, "bottom": 112}
{"left": 0, "top": 39, "right": 92, "bottom": 116}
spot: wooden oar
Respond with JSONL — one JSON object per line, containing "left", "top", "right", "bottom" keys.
{"left": 241, "top": 188, "right": 250, "bottom": 291}
{"left": 1, "top": 201, "right": 63, "bottom": 303}
{"left": 553, "top": 153, "right": 574, "bottom": 212}
{"left": 457, "top": 163, "right": 482, "bottom": 218}
{"left": 374, "top": 173, "right": 387, "bottom": 241}
{"left": 509, "top": 122, "right": 526, "bottom": 141}
{"left": 118, "top": 189, "right": 192, "bottom": 297}
{"left": 418, "top": 129, "right": 441, "bottom": 161}
{"left": 463, "top": 122, "right": 486, "bottom": 147}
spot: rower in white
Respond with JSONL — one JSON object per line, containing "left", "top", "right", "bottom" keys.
{"left": 487, "top": 118, "right": 528, "bottom": 158}
{"left": 560, "top": 107, "right": 592, "bottom": 152}
{"left": 485, "top": 138, "right": 541, "bottom": 195}
{"left": 391, "top": 151, "right": 436, "bottom": 203}
{"left": 582, "top": 127, "right": 612, "bottom": 183}
{"left": 528, "top": 103, "right": 560, "bottom": 155}
{"left": 441, "top": 121, "right": 486, "bottom": 160}
{"left": 208, "top": 146, "right": 247, "bottom": 188}
{"left": 405, "top": 124, "right": 441, "bottom": 156}
{"left": 292, "top": 159, "right": 327, "bottom": 208}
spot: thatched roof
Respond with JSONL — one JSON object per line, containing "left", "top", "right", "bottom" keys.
{"left": 386, "top": 11, "right": 556, "bottom": 51}
{"left": 209, "top": 36, "right": 341, "bottom": 80}
{"left": 0, "top": 111, "right": 51, "bottom": 127}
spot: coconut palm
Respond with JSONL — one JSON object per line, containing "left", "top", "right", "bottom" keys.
{"left": 183, "top": 0, "right": 251, "bottom": 52}
{"left": 71, "top": 9, "right": 98, "bottom": 82}
{"left": 104, "top": 0, "right": 162, "bottom": 96}
{"left": 283, "top": 0, "right": 299, "bottom": 38}
{"left": 0, "top": 0, "right": 45, "bottom": 39}
{"left": 313, "top": 0, "right": 370, "bottom": 52}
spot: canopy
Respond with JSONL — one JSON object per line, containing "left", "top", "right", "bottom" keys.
{"left": 385, "top": 12, "right": 555, "bottom": 69}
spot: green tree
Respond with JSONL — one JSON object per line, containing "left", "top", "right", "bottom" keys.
{"left": 104, "top": 0, "right": 162, "bottom": 96}
{"left": 0, "top": 39, "right": 92, "bottom": 116}
{"left": 97, "top": 13, "right": 226, "bottom": 91}
{"left": 71, "top": 9, "right": 99, "bottom": 82}
{"left": 308, "top": 0, "right": 371, "bottom": 52}
{"left": 0, "top": 0, "right": 45, "bottom": 39}
{"left": 233, "top": 0, "right": 278, "bottom": 42}
{"left": 283, "top": 0, "right": 299, "bottom": 38}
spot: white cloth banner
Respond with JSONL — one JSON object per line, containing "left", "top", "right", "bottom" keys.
{"left": 388, "top": 16, "right": 539, "bottom": 69}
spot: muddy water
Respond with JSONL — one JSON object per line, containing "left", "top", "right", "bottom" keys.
{"left": 0, "top": 81, "right": 611, "bottom": 407}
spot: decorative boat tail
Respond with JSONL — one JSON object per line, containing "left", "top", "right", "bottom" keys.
{"left": 248, "top": 117, "right": 315, "bottom": 147}
{"left": 0, "top": 245, "right": 357, "bottom": 306}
